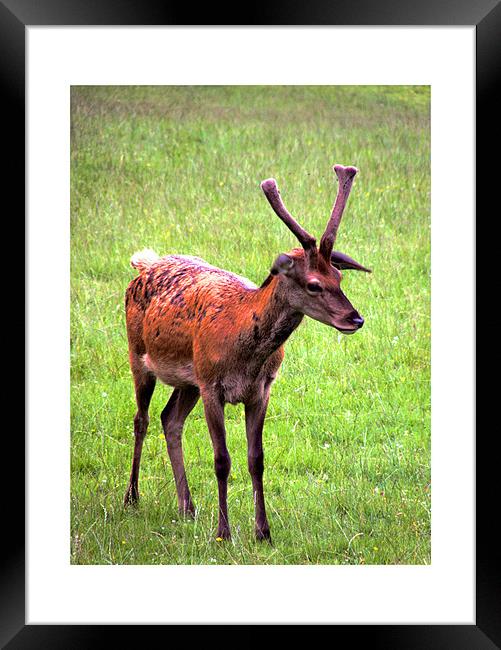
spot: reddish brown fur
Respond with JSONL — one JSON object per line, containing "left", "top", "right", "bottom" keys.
{"left": 123, "top": 167, "right": 370, "bottom": 542}
{"left": 125, "top": 255, "right": 289, "bottom": 398}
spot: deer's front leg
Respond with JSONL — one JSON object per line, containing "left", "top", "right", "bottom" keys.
{"left": 245, "top": 395, "right": 271, "bottom": 542}
{"left": 202, "top": 391, "right": 232, "bottom": 540}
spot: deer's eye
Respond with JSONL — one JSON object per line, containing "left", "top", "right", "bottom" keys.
{"left": 306, "top": 281, "right": 323, "bottom": 295}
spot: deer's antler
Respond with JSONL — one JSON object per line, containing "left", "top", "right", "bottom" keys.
{"left": 261, "top": 178, "right": 318, "bottom": 268}
{"left": 319, "top": 165, "right": 358, "bottom": 261}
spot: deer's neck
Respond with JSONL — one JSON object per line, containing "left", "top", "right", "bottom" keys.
{"left": 241, "top": 276, "right": 303, "bottom": 363}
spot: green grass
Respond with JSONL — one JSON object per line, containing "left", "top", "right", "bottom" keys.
{"left": 71, "top": 85, "right": 430, "bottom": 565}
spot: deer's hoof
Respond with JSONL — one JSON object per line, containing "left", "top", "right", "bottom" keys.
{"left": 123, "top": 487, "right": 139, "bottom": 508}
{"left": 256, "top": 528, "right": 272, "bottom": 544}
{"left": 216, "top": 529, "right": 231, "bottom": 542}
{"left": 179, "top": 502, "right": 197, "bottom": 519}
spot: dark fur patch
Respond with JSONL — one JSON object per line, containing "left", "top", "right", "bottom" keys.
{"left": 270, "top": 312, "right": 303, "bottom": 348}
{"left": 144, "top": 273, "right": 157, "bottom": 301}
{"left": 260, "top": 274, "right": 274, "bottom": 288}
{"left": 170, "top": 290, "right": 186, "bottom": 308}
{"left": 209, "top": 305, "right": 224, "bottom": 323}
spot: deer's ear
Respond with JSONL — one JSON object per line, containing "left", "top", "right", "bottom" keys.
{"left": 271, "top": 253, "right": 295, "bottom": 275}
{"left": 331, "top": 250, "right": 371, "bottom": 273}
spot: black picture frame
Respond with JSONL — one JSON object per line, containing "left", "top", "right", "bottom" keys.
{"left": 3, "top": 0, "right": 494, "bottom": 646}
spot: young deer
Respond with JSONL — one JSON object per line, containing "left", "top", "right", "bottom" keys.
{"left": 124, "top": 164, "right": 370, "bottom": 542}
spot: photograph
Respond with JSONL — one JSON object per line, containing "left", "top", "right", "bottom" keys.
{"left": 70, "top": 84, "right": 431, "bottom": 566}
{"left": 1, "top": 3, "right": 486, "bottom": 640}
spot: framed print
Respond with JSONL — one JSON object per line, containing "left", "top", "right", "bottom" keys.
{"left": 2, "top": 0, "right": 496, "bottom": 646}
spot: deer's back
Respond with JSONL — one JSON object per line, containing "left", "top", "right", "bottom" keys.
{"left": 125, "top": 255, "right": 260, "bottom": 388}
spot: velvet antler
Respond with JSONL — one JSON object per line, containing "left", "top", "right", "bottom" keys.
{"left": 319, "top": 165, "right": 358, "bottom": 261}
{"left": 261, "top": 178, "right": 318, "bottom": 268}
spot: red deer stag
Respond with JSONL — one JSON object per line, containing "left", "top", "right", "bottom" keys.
{"left": 124, "top": 164, "right": 370, "bottom": 542}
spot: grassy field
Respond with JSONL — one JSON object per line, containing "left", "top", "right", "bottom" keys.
{"left": 71, "top": 85, "right": 430, "bottom": 565}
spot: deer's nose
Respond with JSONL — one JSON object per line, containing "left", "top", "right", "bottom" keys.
{"left": 351, "top": 315, "right": 364, "bottom": 328}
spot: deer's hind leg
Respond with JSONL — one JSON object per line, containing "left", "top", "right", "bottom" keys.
{"left": 124, "top": 353, "right": 156, "bottom": 506}
{"left": 161, "top": 385, "right": 200, "bottom": 517}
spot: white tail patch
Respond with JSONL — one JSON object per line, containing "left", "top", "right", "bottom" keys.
{"left": 130, "top": 249, "right": 159, "bottom": 272}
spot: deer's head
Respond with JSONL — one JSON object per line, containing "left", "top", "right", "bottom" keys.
{"left": 261, "top": 165, "right": 370, "bottom": 334}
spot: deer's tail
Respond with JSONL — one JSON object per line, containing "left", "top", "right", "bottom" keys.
{"left": 130, "top": 249, "right": 159, "bottom": 272}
